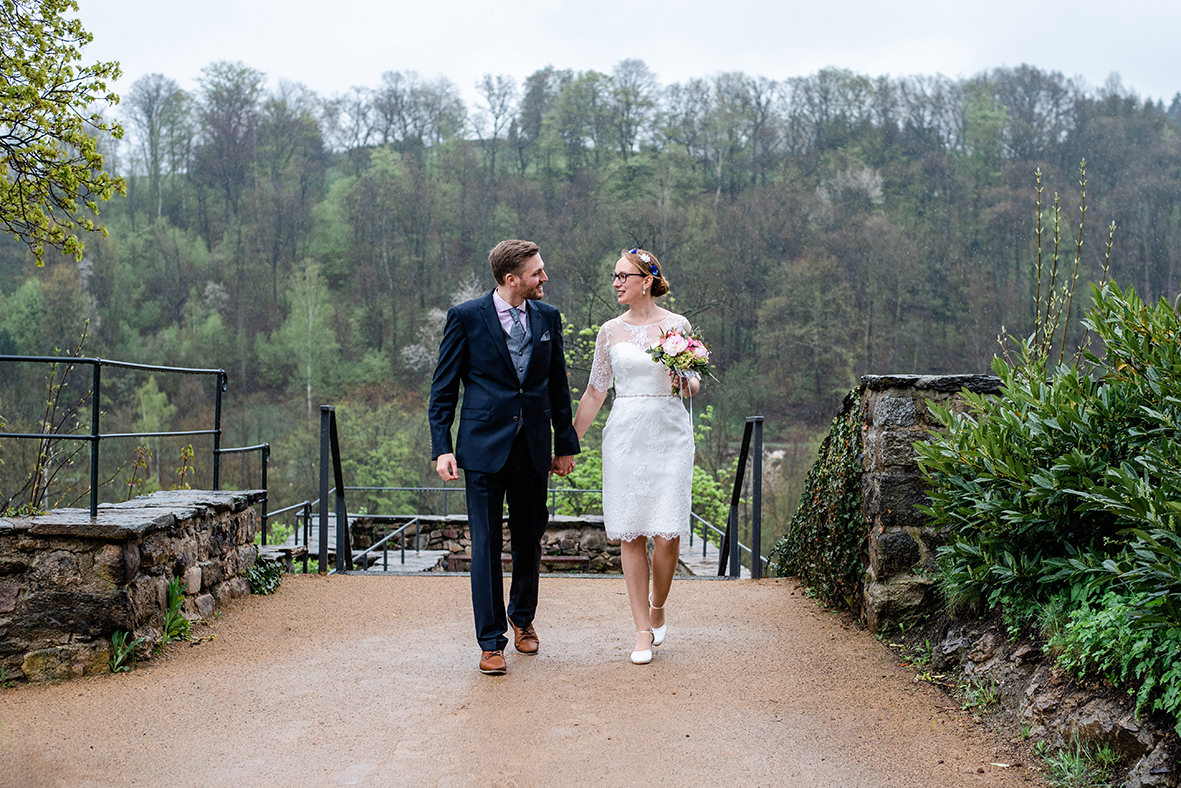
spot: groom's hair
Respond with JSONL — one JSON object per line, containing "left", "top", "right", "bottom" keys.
{"left": 489, "top": 239, "right": 540, "bottom": 284}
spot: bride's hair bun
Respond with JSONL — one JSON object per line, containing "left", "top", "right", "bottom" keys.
{"left": 622, "top": 248, "right": 669, "bottom": 297}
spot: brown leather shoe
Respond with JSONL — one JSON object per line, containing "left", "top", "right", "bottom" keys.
{"left": 478, "top": 649, "right": 506, "bottom": 675}
{"left": 511, "top": 621, "right": 539, "bottom": 654}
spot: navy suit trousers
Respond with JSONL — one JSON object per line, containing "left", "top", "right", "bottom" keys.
{"left": 465, "top": 430, "right": 549, "bottom": 651}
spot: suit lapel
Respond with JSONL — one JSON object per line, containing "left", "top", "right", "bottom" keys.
{"left": 524, "top": 302, "right": 546, "bottom": 379}
{"left": 479, "top": 291, "right": 515, "bottom": 375}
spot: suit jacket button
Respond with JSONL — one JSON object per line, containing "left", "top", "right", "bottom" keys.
{"left": 519, "top": 388, "right": 524, "bottom": 394}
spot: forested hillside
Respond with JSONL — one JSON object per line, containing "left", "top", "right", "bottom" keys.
{"left": 2, "top": 60, "right": 1179, "bottom": 531}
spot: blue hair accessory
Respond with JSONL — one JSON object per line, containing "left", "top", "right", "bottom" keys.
{"left": 649, "top": 263, "right": 659, "bottom": 276}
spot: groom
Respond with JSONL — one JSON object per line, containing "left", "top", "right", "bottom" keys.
{"left": 429, "top": 239, "right": 580, "bottom": 675}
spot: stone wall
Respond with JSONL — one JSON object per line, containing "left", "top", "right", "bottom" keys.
{"left": 351, "top": 515, "right": 623, "bottom": 572}
{"left": 0, "top": 490, "right": 263, "bottom": 682}
{"left": 859, "top": 374, "right": 1000, "bottom": 632}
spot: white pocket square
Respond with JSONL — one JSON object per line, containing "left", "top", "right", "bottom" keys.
{"left": 540, "top": 331, "right": 551, "bottom": 342}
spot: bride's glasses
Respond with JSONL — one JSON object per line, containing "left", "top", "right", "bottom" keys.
{"left": 610, "top": 272, "right": 646, "bottom": 283}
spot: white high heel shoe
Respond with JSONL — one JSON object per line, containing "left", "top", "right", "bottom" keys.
{"left": 631, "top": 630, "right": 654, "bottom": 664}
{"left": 649, "top": 594, "right": 667, "bottom": 647}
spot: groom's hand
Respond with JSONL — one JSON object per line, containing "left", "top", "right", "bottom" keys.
{"left": 551, "top": 455, "right": 575, "bottom": 477}
{"left": 435, "top": 453, "right": 460, "bottom": 481}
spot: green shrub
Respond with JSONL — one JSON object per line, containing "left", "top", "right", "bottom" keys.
{"left": 917, "top": 281, "right": 1181, "bottom": 734}
{"left": 770, "top": 388, "right": 864, "bottom": 610}
{"left": 1050, "top": 591, "right": 1181, "bottom": 735}
{"left": 691, "top": 463, "right": 730, "bottom": 541}
{"left": 248, "top": 558, "right": 283, "bottom": 595}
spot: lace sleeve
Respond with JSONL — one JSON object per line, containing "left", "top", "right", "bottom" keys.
{"left": 587, "top": 322, "right": 613, "bottom": 392}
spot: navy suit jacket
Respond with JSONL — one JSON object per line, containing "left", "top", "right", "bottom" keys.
{"left": 428, "top": 292, "right": 580, "bottom": 474}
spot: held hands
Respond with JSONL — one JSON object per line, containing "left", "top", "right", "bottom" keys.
{"left": 435, "top": 453, "right": 460, "bottom": 481}
{"left": 551, "top": 454, "right": 575, "bottom": 477}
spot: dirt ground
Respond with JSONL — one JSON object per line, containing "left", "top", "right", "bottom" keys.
{"left": 0, "top": 574, "right": 1045, "bottom": 788}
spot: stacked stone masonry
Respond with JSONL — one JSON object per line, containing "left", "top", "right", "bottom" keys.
{"left": 0, "top": 490, "right": 264, "bottom": 682}
{"left": 858, "top": 374, "right": 1000, "bottom": 632}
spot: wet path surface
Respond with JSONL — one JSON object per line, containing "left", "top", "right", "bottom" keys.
{"left": 0, "top": 575, "right": 1042, "bottom": 787}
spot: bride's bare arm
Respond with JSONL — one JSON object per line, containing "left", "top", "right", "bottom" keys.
{"left": 572, "top": 385, "right": 608, "bottom": 440}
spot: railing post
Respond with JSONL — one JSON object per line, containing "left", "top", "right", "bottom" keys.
{"left": 721, "top": 419, "right": 754, "bottom": 578}
{"left": 748, "top": 416, "right": 764, "bottom": 579}
{"left": 260, "top": 444, "right": 270, "bottom": 544}
{"left": 329, "top": 409, "right": 351, "bottom": 572}
{"left": 318, "top": 406, "right": 331, "bottom": 573}
{"left": 212, "top": 371, "right": 226, "bottom": 490}
{"left": 89, "top": 362, "right": 101, "bottom": 519}
{"left": 301, "top": 501, "right": 311, "bottom": 574}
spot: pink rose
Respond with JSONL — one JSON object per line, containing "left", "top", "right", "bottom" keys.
{"left": 691, "top": 343, "right": 710, "bottom": 360}
{"left": 661, "top": 332, "right": 689, "bottom": 355}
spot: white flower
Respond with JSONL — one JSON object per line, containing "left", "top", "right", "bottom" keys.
{"left": 661, "top": 333, "right": 689, "bottom": 355}
{"left": 639, "top": 253, "right": 651, "bottom": 263}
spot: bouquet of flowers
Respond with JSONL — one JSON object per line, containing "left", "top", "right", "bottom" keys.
{"left": 646, "top": 327, "right": 717, "bottom": 394}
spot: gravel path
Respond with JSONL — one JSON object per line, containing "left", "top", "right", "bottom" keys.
{"left": 0, "top": 574, "right": 1043, "bottom": 787}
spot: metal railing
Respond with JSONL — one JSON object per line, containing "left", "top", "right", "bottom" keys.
{"left": 260, "top": 406, "right": 768, "bottom": 578}
{"left": 0, "top": 355, "right": 268, "bottom": 518}
{"left": 352, "top": 517, "right": 423, "bottom": 572}
{"left": 717, "top": 416, "right": 766, "bottom": 578}
{"left": 690, "top": 512, "right": 769, "bottom": 578}
{"left": 319, "top": 405, "right": 351, "bottom": 573}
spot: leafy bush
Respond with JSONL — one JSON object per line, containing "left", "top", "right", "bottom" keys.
{"left": 1050, "top": 591, "right": 1181, "bottom": 735}
{"left": 915, "top": 353, "right": 1128, "bottom": 612}
{"left": 917, "top": 281, "right": 1181, "bottom": 733}
{"left": 248, "top": 558, "right": 283, "bottom": 595}
{"left": 770, "top": 388, "right": 864, "bottom": 610}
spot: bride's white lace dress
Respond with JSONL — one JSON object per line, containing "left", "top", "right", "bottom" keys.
{"left": 587, "top": 314, "right": 695, "bottom": 542}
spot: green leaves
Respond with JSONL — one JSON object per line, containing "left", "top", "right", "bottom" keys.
{"left": 770, "top": 388, "right": 865, "bottom": 610}
{"left": 921, "top": 280, "right": 1181, "bottom": 732}
{"left": 1, "top": 0, "right": 125, "bottom": 264}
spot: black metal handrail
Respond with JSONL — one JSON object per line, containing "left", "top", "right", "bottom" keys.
{"left": 717, "top": 416, "right": 765, "bottom": 579}
{"left": 266, "top": 499, "right": 314, "bottom": 573}
{"left": 218, "top": 443, "right": 270, "bottom": 539}
{"left": 0, "top": 355, "right": 258, "bottom": 518}
{"left": 319, "top": 405, "right": 351, "bottom": 573}
{"left": 347, "top": 516, "right": 423, "bottom": 573}
{"left": 689, "top": 513, "right": 768, "bottom": 577}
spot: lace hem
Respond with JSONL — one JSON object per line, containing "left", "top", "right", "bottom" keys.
{"left": 611, "top": 529, "right": 688, "bottom": 543}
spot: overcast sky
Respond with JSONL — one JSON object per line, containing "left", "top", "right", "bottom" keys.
{"left": 77, "top": 0, "right": 1181, "bottom": 109}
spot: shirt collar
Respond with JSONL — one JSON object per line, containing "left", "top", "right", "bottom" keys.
{"left": 492, "top": 288, "right": 525, "bottom": 315}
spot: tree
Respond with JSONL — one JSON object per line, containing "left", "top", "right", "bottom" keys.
{"left": 192, "top": 61, "right": 263, "bottom": 220}
{"left": 473, "top": 73, "right": 518, "bottom": 177}
{"left": 0, "top": 0, "right": 125, "bottom": 265}
{"left": 610, "top": 58, "right": 657, "bottom": 160}
{"left": 125, "top": 73, "right": 185, "bottom": 219}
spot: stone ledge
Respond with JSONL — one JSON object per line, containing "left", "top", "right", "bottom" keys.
{"left": 1, "top": 490, "right": 262, "bottom": 682}
{"left": 1, "top": 491, "right": 265, "bottom": 541}
{"left": 860, "top": 373, "right": 1001, "bottom": 394}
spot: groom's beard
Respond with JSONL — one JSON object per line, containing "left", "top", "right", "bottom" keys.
{"left": 524, "top": 283, "right": 545, "bottom": 300}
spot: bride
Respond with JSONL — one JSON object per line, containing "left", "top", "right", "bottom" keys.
{"left": 572, "top": 248, "right": 700, "bottom": 664}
